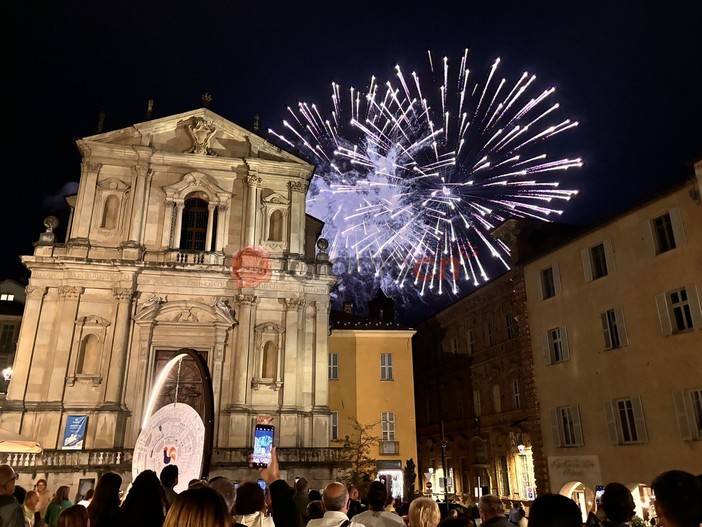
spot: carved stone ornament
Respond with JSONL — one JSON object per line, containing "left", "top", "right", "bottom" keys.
{"left": 185, "top": 117, "right": 219, "bottom": 156}
{"left": 140, "top": 293, "right": 166, "bottom": 309}
{"left": 245, "top": 175, "right": 262, "bottom": 187}
{"left": 59, "top": 286, "right": 84, "bottom": 300}
{"left": 235, "top": 294, "right": 257, "bottom": 306}
{"left": 289, "top": 180, "right": 308, "bottom": 193}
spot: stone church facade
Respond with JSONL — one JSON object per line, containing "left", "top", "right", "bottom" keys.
{"left": 2, "top": 108, "right": 341, "bottom": 488}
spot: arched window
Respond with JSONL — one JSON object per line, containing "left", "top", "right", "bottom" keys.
{"left": 262, "top": 341, "right": 277, "bottom": 379}
{"left": 180, "top": 197, "right": 208, "bottom": 251}
{"left": 268, "top": 210, "right": 283, "bottom": 241}
{"left": 101, "top": 195, "right": 120, "bottom": 229}
{"left": 77, "top": 334, "right": 100, "bottom": 374}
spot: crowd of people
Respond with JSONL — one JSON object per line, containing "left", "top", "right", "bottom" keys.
{"left": 0, "top": 456, "right": 699, "bottom": 527}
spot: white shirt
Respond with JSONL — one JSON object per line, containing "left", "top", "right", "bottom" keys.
{"left": 307, "top": 511, "right": 366, "bottom": 527}
{"left": 353, "top": 510, "right": 405, "bottom": 527}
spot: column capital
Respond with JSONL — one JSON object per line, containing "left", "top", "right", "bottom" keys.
{"left": 113, "top": 288, "right": 133, "bottom": 302}
{"left": 289, "top": 180, "right": 308, "bottom": 193}
{"left": 58, "top": 286, "right": 84, "bottom": 300}
{"left": 25, "top": 286, "right": 47, "bottom": 299}
{"left": 245, "top": 175, "right": 262, "bottom": 187}
{"left": 283, "top": 298, "right": 305, "bottom": 310}
{"left": 236, "top": 294, "right": 258, "bottom": 306}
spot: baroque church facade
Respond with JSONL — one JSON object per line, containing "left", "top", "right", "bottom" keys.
{"left": 3, "top": 108, "right": 340, "bottom": 485}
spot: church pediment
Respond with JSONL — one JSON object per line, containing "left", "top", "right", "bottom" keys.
{"left": 78, "top": 108, "right": 313, "bottom": 169}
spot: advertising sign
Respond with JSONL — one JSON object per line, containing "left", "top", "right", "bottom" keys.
{"left": 62, "top": 415, "right": 87, "bottom": 450}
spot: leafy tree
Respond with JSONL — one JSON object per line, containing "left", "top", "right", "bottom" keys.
{"left": 335, "top": 418, "right": 381, "bottom": 497}
{"left": 403, "top": 458, "right": 417, "bottom": 500}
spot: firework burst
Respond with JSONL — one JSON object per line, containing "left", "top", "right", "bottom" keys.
{"left": 270, "top": 50, "right": 581, "bottom": 296}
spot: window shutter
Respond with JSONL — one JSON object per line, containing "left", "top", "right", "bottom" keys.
{"left": 543, "top": 332, "right": 552, "bottom": 365}
{"left": 685, "top": 284, "right": 702, "bottom": 329}
{"left": 615, "top": 307, "right": 628, "bottom": 346}
{"left": 603, "top": 401, "right": 619, "bottom": 444}
{"left": 561, "top": 325, "right": 570, "bottom": 361}
{"left": 631, "top": 396, "right": 648, "bottom": 443}
{"left": 551, "top": 408, "right": 561, "bottom": 447}
{"left": 600, "top": 312, "right": 612, "bottom": 349}
{"left": 581, "top": 248, "right": 593, "bottom": 282}
{"left": 572, "top": 405, "right": 584, "bottom": 446}
{"left": 553, "top": 263, "right": 562, "bottom": 295}
{"left": 642, "top": 219, "right": 656, "bottom": 256}
{"left": 669, "top": 206, "right": 686, "bottom": 246}
{"left": 604, "top": 239, "right": 615, "bottom": 273}
{"left": 672, "top": 391, "right": 692, "bottom": 440}
{"left": 655, "top": 293, "right": 672, "bottom": 336}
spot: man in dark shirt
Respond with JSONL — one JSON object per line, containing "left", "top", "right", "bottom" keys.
{"left": 478, "top": 496, "right": 511, "bottom": 527}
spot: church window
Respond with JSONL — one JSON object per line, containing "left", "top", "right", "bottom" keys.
{"left": 180, "top": 198, "right": 209, "bottom": 251}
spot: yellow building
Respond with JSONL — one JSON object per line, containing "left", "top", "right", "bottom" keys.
{"left": 328, "top": 292, "right": 418, "bottom": 500}
{"left": 522, "top": 162, "right": 702, "bottom": 520}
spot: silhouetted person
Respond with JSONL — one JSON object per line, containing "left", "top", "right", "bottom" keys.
{"left": 528, "top": 494, "right": 581, "bottom": 527}
{"left": 651, "top": 470, "right": 702, "bottom": 527}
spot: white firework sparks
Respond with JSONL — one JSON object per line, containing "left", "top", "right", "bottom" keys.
{"left": 270, "top": 50, "right": 581, "bottom": 296}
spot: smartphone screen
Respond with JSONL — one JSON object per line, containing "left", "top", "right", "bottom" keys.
{"left": 257, "top": 478, "right": 267, "bottom": 491}
{"left": 252, "top": 424, "right": 274, "bottom": 468}
{"left": 595, "top": 485, "right": 605, "bottom": 506}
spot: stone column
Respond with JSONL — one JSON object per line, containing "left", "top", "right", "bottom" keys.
{"left": 231, "top": 294, "right": 257, "bottom": 406}
{"left": 282, "top": 298, "right": 304, "bottom": 407}
{"left": 104, "top": 288, "right": 133, "bottom": 405}
{"left": 73, "top": 162, "right": 101, "bottom": 238}
{"left": 7, "top": 286, "right": 46, "bottom": 401}
{"left": 245, "top": 175, "right": 262, "bottom": 247}
{"left": 215, "top": 204, "right": 227, "bottom": 252}
{"left": 173, "top": 200, "right": 185, "bottom": 249}
{"left": 162, "top": 202, "right": 175, "bottom": 248}
{"left": 206, "top": 203, "right": 216, "bottom": 251}
{"left": 313, "top": 300, "right": 330, "bottom": 408}
{"left": 47, "top": 286, "right": 84, "bottom": 401}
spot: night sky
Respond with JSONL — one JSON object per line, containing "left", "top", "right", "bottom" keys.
{"left": 4, "top": 1, "right": 701, "bottom": 323}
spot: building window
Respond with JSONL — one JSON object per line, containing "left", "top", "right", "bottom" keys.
{"left": 493, "top": 384, "right": 501, "bottom": 413}
{"left": 543, "top": 326, "right": 570, "bottom": 364}
{"left": 473, "top": 390, "right": 482, "bottom": 417}
{"left": 656, "top": 285, "right": 701, "bottom": 336}
{"left": 180, "top": 197, "right": 209, "bottom": 251}
{"left": 0, "top": 294, "right": 15, "bottom": 302}
{"left": 582, "top": 240, "right": 614, "bottom": 282}
{"left": 457, "top": 390, "right": 465, "bottom": 418}
{"left": 0, "top": 324, "right": 17, "bottom": 353}
{"left": 486, "top": 321, "right": 495, "bottom": 346}
{"left": 505, "top": 314, "right": 515, "bottom": 339}
{"left": 497, "top": 456, "right": 510, "bottom": 497}
{"left": 541, "top": 266, "right": 556, "bottom": 299}
{"left": 380, "top": 353, "right": 393, "bottom": 380}
{"left": 601, "top": 307, "right": 628, "bottom": 349}
{"left": 652, "top": 212, "right": 676, "bottom": 253}
{"left": 467, "top": 329, "right": 475, "bottom": 354}
{"left": 513, "top": 380, "right": 521, "bottom": 410}
{"left": 552, "top": 406, "right": 584, "bottom": 447}
{"left": 328, "top": 353, "right": 339, "bottom": 380}
{"left": 673, "top": 389, "right": 702, "bottom": 440}
{"left": 381, "top": 412, "right": 395, "bottom": 440}
{"left": 451, "top": 337, "right": 458, "bottom": 354}
{"left": 330, "top": 411, "right": 339, "bottom": 441}
{"left": 604, "top": 396, "right": 648, "bottom": 445}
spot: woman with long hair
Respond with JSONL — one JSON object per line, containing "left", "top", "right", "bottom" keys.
{"left": 117, "top": 470, "right": 166, "bottom": 527}
{"left": 164, "top": 486, "right": 232, "bottom": 527}
{"left": 408, "top": 498, "right": 441, "bottom": 527}
{"left": 57, "top": 505, "right": 89, "bottom": 527}
{"left": 45, "top": 486, "right": 72, "bottom": 527}
{"left": 87, "top": 472, "right": 122, "bottom": 527}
